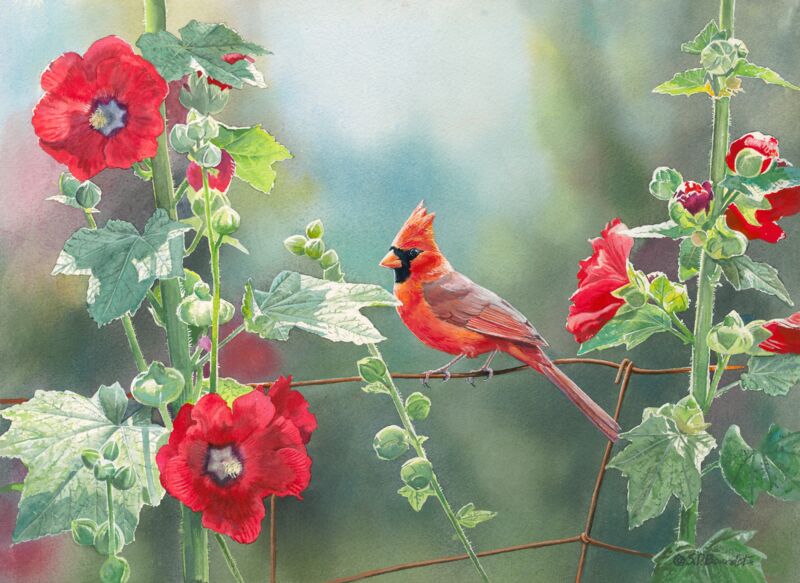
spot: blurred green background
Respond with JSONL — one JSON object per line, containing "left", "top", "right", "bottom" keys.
{"left": 1, "top": 1, "right": 800, "bottom": 582}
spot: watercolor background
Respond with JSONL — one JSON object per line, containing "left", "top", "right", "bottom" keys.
{"left": 1, "top": 1, "right": 799, "bottom": 581}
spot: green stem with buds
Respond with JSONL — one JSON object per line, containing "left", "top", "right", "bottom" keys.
{"left": 106, "top": 481, "right": 117, "bottom": 557}
{"left": 201, "top": 168, "right": 222, "bottom": 393}
{"left": 143, "top": 0, "right": 208, "bottom": 579}
{"left": 680, "top": 0, "right": 735, "bottom": 546}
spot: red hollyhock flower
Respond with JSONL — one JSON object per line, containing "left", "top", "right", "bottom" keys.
{"left": 32, "top": 36, "right": 168, "bottom": 181}
{"left": 566, "top": 218, "right": 633, "bottom": 343}
{"left": 156, "top": 391, "right": 311, "bottom": 544}
{"left": 759, "top": 312, "right": 800, "bottom": 354}
{"left": 259, "top": 376, "right": 318, "bottom": 445}
{"left": 725, "top": 132, "right": 800, "bottom": 243}
{"left": 187, "top": 150, "right": 235, "bottom": 192}
{"left": 200, "top": 53, "right": 255, "bottom": 91}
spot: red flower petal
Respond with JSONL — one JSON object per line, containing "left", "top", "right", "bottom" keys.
{"left": 726, "top": 132, "right": 779, "bottom": 174}
{"left": 566, "top": 218, "right": 632, "bottom": 343}
{"left": 201, "top": 491, "right": 266, "bottom": 544}
{"left": 760, "top": 312, "right": 800, "bottom": 354}
{"left": 186, "top": 150, "right": 235, "bottom": 192}
{"left": 726, "top": 186, "right": 800, "bottom": 244}
{"left": 261, "top": 376, "right": 318, "bottom": 444}
{"left": 83, "top": 36, "right": 137, "bottom": 68}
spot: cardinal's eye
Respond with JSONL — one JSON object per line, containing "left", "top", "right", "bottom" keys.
{"left": 408, "top": 248, "right": 422, "bottom": 259}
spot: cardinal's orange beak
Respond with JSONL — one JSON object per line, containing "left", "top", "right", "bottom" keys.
{"left": 380, "top": 249, "right": 402, "bottom": 269}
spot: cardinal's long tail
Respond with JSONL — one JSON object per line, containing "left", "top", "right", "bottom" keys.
{"left": 503, "top": 343, "right": 620, "bottom": 442}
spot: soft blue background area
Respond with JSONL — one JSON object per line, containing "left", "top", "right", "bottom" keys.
{"left": 1, "top": 1, "right": 799, "bottom": 582}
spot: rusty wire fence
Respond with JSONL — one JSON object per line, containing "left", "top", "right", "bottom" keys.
{"left": 0, "top": 358, "right": 742, "bottom": 582}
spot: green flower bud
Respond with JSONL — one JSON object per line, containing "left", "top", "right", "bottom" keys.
{"left": 707, "top": 311, "right": 753, "bottom": 355}
{"left": 191, "top": 142, "right": 222, "bottom": 168}
{"left": 373, "top": 425, "right": 410, "bottom": 460}
{"left": 81, "top": 449, "right": 102, "bottom": 470}
{"left": 169, "top": 124, "right": 194, "bottom": 153}
{"left": 729, "top": 38, "right": 749, "bottom": 58}
{"left": 615, "top": 283, "right": 647, "bottom": 309}
{"left": 75, "top": 181, "right": 102, "bottom": 209}
{"left": 99, "top": 556, "right": 130, "bottom": 583}
{"left": 690, "top": 230, "right": 707, "bottom": 247}
{"left": 405, "top": 392, "right": 432, "bottom": 420}
{"left": 131, "top": 361, "right": 185, "bottom": 408}
{"left": 211, "top": 205, "right": 240, "bottom": 236}
{"left": 180, "top": 74, "right": 230, "bottom": 116}
{"left": 101, "top": 441, "right": 120, "bottom": 461}
{"left": 284, "top": 235, "right": 308, "bottom": 256}
{"left": 319, "top": 249, "right": 340, "bottom": 270}
{"left": 71, "top": 518, "right": 98, "bottom": 546}
{"left": 323, "top": 263, "right": 344, "bottom": 283}
{"left": 648, "top": 167, "right": 683, "bottom": 200}
{"left": 94, "top": 521, "right": 125, "bottom": 556}
{"left": 177, "top": 281, "right": 234, "bottom": 327}
{"left": 94, "top": 460, "right": 116, "bottom": 482}
{"left": 671, "top": 395, "right": 710, "bottom": 435}
{"left": 112, "top": 466, "right": 136, "bottom": 491}
{"left": 734, "top": 148, "right": 767, "bottom": 178}
{"left": 132, "top": 159, "right": 153, "bottom": 182}
{"left": 704, "top": 216, "right": 748, "bottom": 260}
{"left": 358, "top": 356, "right": 388, "bottom": 385}
{"left": 649, "top": 273, "right": 689, "bottom": 314}
{"left": 400, "top": 457, "right": 434, "bottom": 491}
{"left": 304, "top": 238, "right": 325, "bottom": 260}
{"left": 701, "top": 39, "right": 740, "bottom": 76}
{"left": 305, "top": 219, "right": 324, "bottom": 239}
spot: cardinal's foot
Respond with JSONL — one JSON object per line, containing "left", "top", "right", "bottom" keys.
{"left": 465, "top": 367, "right": 494, "bottom": 386}
{"left": 422, "top": 369, "right": 451, "bottom": 387}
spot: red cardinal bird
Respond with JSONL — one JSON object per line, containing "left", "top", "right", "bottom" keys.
{"left": 379, "top": 202, "right": 620, "bottom": 442}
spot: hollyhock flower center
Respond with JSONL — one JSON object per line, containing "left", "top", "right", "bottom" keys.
{"left": 206, "top": 445, "right": 244, "bottom": 484}
{"left": 89, "top": 99, "right": 128, "bottom": 137}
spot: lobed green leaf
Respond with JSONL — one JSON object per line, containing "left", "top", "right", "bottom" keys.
{"left": 623, "top": 220, "right": 688, "bottom": 239}
{"left": 653, "top": 68, "right": 710, "bottom": 96}
{"left": 740, "top": 354, "right": 800, "bottom": 396}
{"left": 716, "top": 255, "right": 793, "bottom": 307}
{"left": 578, "top": 304, "right": 674, "bottom": 355}
{"left": 211, "top": 124, "right": 292, "bottom": 194}
{"left": 681, "top": 20, "right": 726, "bottom": 55}
{"left": 734, "top": 60, "right": 800, "bottom": 91}
{"left": 721, "top": 164, "right": 800, "bottom": 203}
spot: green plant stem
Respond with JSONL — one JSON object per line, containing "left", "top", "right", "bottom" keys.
{"left": 83, "top": 209, "right": 147, "bottom": 373}
{"left": 708, "top": 354, "right": 730, "bottom": 404}
{"left": 669, "top": 312, "right": 694, "bottom": 343}
{"left": 158, "top": 404, "right": 174, "bottom": 431}
{"left": 715, "top": 379, "right": 740, "bottom": 397}
{"left": 196, "top": 324, "right": 243, "bottom": 367}
{"left": 106, "top": 481, "right": 116, "bottom": 556}
{"left": 185, "top": 226, "right": 205, "bottom": 257}
{"left": 680, "top": 0, "right": 735, "bottom": 547}
{"left": 367, "top": 344, "right": 490, "bottom": 582}
{"left": 143, "top": 0, "right": 208, "bottom": 580}
{"left": 200, "top": 168, "right": 222, "bottom": 393}
{"left": 214, "top": 534, "right": 246, "bottom": 583}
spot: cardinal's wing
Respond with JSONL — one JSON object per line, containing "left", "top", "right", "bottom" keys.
{"left": 422, "top": 271, "right": 547, "bottom": 347}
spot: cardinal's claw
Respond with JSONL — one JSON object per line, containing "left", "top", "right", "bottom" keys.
{"left": 466, "top": 376, "right": 476, "bottom": 387}
{"left": 484, "top": 367, "right": 494, "bottom": 381}
{"left": 442, "top": 370, "right": 451, "bottom": 382}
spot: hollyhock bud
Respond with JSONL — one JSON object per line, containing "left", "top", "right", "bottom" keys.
{"left": 169, "top": 124, "right": 194, "bottom": 153}
{"left": 707, "top": 311, "right": 753, "bottom": 355}
{"left": 81, "top": 449, "right": 102, "bottom": 470}
{"left": 71, "top": 519, "right": 97, "bottom": 547}
{"left": 373, "top": 425, "right": 410, "bottom": 460}
{"left": 191, "top": 142, "right": 223, "bottom": 169}
{"left": 75, "top": 181, "right": 101, "bottom": 209}
{"left": 704, "top": 216, "right": 748, "bottom": 260}
{"left": 93, "top": 460, "right": 116, "bottom": 482}
{"left": 178, "top": 281, "right": 234, "bottom": 327}
{"left": 405, "top": 392, "right": 432, "bottom": 420}
{"left": 101, "top": 442, "right": 120, "bottom": 462}
{"left": 319, "top": 249, "right": 340, "bottom": 270}
{"left": 211, "top": 205, "right": 241, "bottom": 236}
{"left": 305, "top": 219, "right": 324, "bottom": 239}
{"left": 649, "top": 167, "right": 683, "bottom": 200}
{"left": 726, "top": 132, "right": 779, "bottom": 176}
{"left": 99, "top": 556, "right": 130, "bottom": 583}
{"left": 284, "top": 235, "right": 308, "bottom": 256}
{"left": 112, "top": 466, "right": 136, "bottom": 491}
{"left": 93, "top": 522, "right": 125, "bottom": 556}
{"left": 358, "top": 356, "right": 389, "bottom": 385}
{"left": 131, "top": 361, "right": 185, "bottom": 408}
{"left": 304, "top": 238, "right": 325, "bottom": 260}
{"left": 701, "top": 39, "right": 740, "bottom": 75}
{"left": 400, "top": 457, "right": 434, "bottom": 491}
{"left": 669, "top": 181, "right": 714, "bottom": 228}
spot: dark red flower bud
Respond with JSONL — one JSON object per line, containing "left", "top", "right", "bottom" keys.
{"left": 726, "top": 132, "right": 779, "bottom": 175}
{"left": 673, "top": 181, "right": 714, "bottom": 216}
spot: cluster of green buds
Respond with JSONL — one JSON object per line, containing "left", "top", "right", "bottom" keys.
{"left": 701, "top": 37, "right": 748, "bottom": 77}
{"left": 707, "top": 310, "right": 768, "bottom": 356}
{"left": 80, "top": 443, "right": 136, "bottom": 491}
{"left": 169, "top": 110, "right": 222, "bottom": 168}
{"left": 56, "top": 172, "right": 101, "bottom": 210}
{"left": 284, "top": 220, "right": 344, "bottom": 281}
{"left": 615, "top": 265, "right": 689, "bottom": 317}
{"left": 178, "top": 280, "right": 234, "bottom": 328}
{"left": 179, "top": 72, "right": 230, "bottom": 116}
{"left": 701, "top": 216, "right": 748, "bottom": 260}
{"left": 645, "top": 395, "right": 711, "bottom": 436}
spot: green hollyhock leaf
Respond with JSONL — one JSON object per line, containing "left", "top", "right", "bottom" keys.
{"left": 53, "top": 209, "right": 190, "bottom": 326}
{"left": 137, "top": 20, "right": 268, "bottom": 88}
{"left": 740, "top": 354, "right": 800, "bottom": 396}
{"left": 716, "top": 255, "right": 793, "bottom": 307}
{"left": 720, "top": 424, "right": 800, "bottom": 505}
{"left": 211, "top": 124, "right": 292, "bottom": 194}
{"left": 721, "top": 164, "right": 800, "bottom": 203}
{"left": 455, "top": 503, "right": 497, "bottom": 528}
{"left": 242, "top": 272, "right": 400, "bottom": 345}
{"left": 733, "top": 60, "right": 800, "bottom": 91}
{"left": 0, "top": 384, "right": 165, "bottom": 543}
{"left": 623, "top": 220, "right": 689, "bottom": 239}
{"left": 679, "top": 238, "right": 702, "bottom": 282}
{"left": 652, "top": 528, "right": 766, "bottom": 583}
{"left": 653, "top": 68, "right": 710, "bottom": 96}
{"left": 607, "top": 410, "right": 716, "bottom": 528}
{"left": 397, "top": 485, "right": 434, "bottom": 512}
{"left": 198, "top": 377, "right": 253, "bottom": 407}
{"left": 578, "top": 304, "right": 675, "bottom": 355}
{"left": 680, "top": 20, "right": 726, "bottom": 55}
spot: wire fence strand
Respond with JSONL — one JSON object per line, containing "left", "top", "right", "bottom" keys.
{"left": 0, "top": 358, "right": 744, "bottom": 582}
